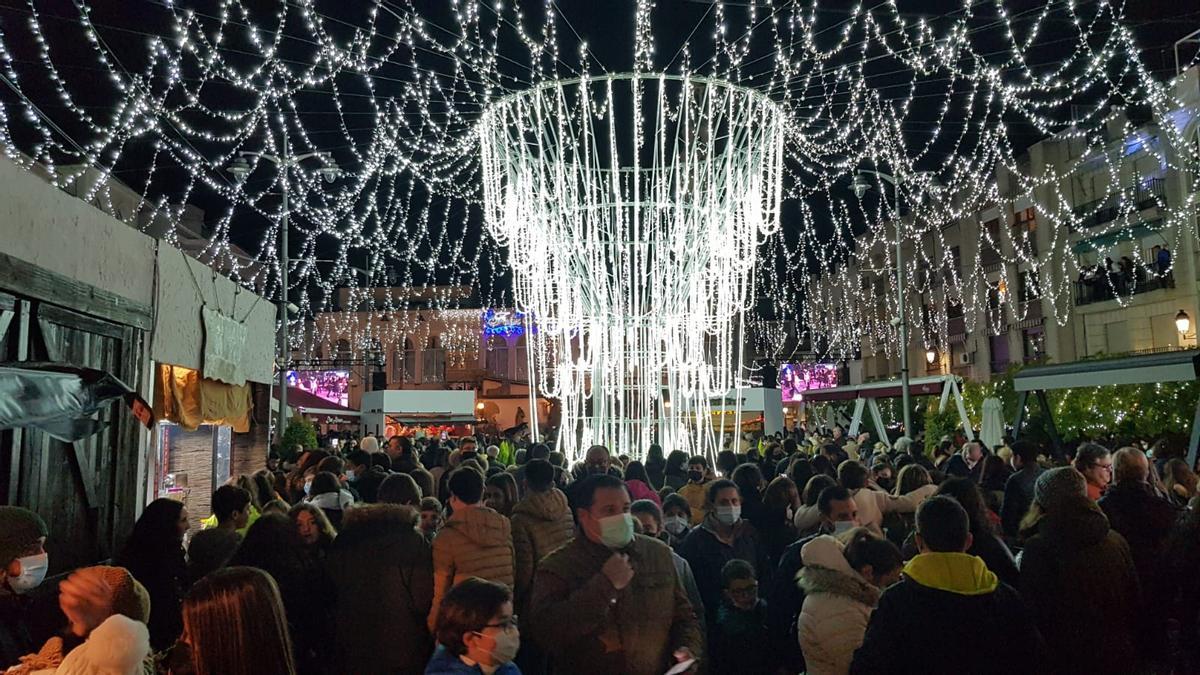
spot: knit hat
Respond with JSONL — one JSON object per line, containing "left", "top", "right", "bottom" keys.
{"left": 1034, "top": 466, "right": 1086, "bottom": 511}
{"left": 0, "top": 506, "right": 48, "bottom": 566}
{"left": 93, "top": 567, "right": 151, "bottom": 624}
{"left": 359, "top": 436, "right": 380, "bottom": 453}
{"left": 54, "top": 614, "right": 150, "bottom": 675}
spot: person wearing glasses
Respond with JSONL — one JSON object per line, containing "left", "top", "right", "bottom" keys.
{"left": 1073, "top": 442, "right": 1114, "bottom": 501}
{"left": 427, "top": 576, "right": 522, "bottom": 674}
{"left": 710, "top": 559, "right": 769, "bottom": 675}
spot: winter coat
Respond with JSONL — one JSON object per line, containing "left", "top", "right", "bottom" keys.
{"left": 307, "top": 490, "right": 354, "bottom": 530}
{"left": 625, "top": 480, "right": 661, "bottom": 506}
{"left": 349, "top": 465, "right": 389, "bottom": 504}
{"left": 424, "top": 645, "right": 521, "bottom": 675}
{"left": 509, "top": 489, "right": 574, "bottom": 613}
{"left": 117, "top": 547, "right": 188, "bottom": 652}
{"left": 851, "top": 484, "right": 937, "bottom": 535}
{"left": 1019, "top": 496, "right": 1140, "bottom": 675}
{"left": 325, "top": 505, "right": 434, "bottom": 675}
{"left": 676, "top": 482, "right": 710, "bottom": 525}
{"left": 1098, "top": 481, "right": 1179, "bottom": 594}
{"left": 901, "top": 529, "right": 1019, "bottom": 588}
{"left": 711, "top": 599, "right": 769, "bottom": 675}
{"left": 429, "top": 506, "right": 514, "bottom": 631}
{"left": 765, "top": 528, "right": 828, "bottom": 674}
{"left": 797, "top": 535, "right": 880, "bottom": 675}
{"left": 677, "top": 515, "right": 771, "bottom": 626}
{"left": 528, "top": 533, "right": 703, "bottom": 675}
{"left": 1000, "top": 464, "right": 1043, "bottom": 538}
{"left": 850, "top": 552, "right": 1043, "bottom": 674}
{"left": 0, "top": 591, "right": 34, "bottom": 670}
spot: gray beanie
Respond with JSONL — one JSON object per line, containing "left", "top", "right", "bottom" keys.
{"left": 1034, "top": 466, "right": 1086, "bottom": 511}
{"left": 0, "top": 506, "right": 48, "bottom": 566}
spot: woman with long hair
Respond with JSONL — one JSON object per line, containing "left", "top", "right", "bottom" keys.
{"left": 623, "top": 460, "right": 662, "bottom": 506}
{"left": 288, "top": 502, "right": 337, "bottom": 558}
{"left": 484, "top": 472, "right": 520, "bottom": 518}
{"left": 644, "top": 444, "right": 667, "bottom": 490}
{"left": 923, "top": 477, "right": 1018, "bottom": 585}
{"left": 115, "top": 498, "right": 190, "bottom": 651}
{"left": 759, "top": 475, "right": 801, "bottom": 570}
{"left": 663, "top": 450, "right": 690, "bottom": 491}
{"left": 793, "top": 474, "right": 837, "bottom": 535}
{"left": 1163, "top": 457, "right": 1198, "bottom": 507}
{"left": 172, "top": 566, "right": 296, "bottom": 675}
{"left": 230, "top": 514, "right": 336, "bottom": 674}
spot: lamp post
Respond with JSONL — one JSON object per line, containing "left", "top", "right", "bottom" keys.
{"left": 228, "top": 136, "right": 339, "bottom": 449}
{"left": 851, "top": 168, "right": 939, "bottom": 440}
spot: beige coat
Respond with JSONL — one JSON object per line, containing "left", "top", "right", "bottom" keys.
{"left": 510, "top": 488, "right": 575, "bottom": 612}
{"left": 428, "top": 505, "right": 514, "bottom": 630}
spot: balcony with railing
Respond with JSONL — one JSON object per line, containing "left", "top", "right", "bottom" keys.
{"left": 1074, "top": 273, "right": 1170, "bottom": 306}
{"left": 1071, "top": 177, "right": 1167, "bottom": 231}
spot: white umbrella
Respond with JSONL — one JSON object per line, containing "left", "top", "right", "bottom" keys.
{"left": 980, "top": 397, "right": 1004, "bottom": 451}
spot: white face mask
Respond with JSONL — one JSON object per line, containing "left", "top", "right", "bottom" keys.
{"left": 303, "top": 480, "right": 313, "bottom": 496}
{"left": 663, "top": 515, "right": 688, "bottom": 535}
{"left": 715, "top": 505, "right": 741, "bottom": 526}
{"left": 9, "top": 552, "right": 49, "bottom": 594}
{"left": 345, "top": 468, "right": 357, "bottom": 482}
{"left": 474, "top": 628, "right": 520, "bottom": 665}
{"left": 832, "top": 520, "right": 856, "bottom": 534}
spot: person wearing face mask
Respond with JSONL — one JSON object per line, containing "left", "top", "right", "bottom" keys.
{"left": 766, "top": 485, "right": 859, "bottom": 674}
{"left": 797, "top": 529, "right": 901, "bottom": 675}
{"left": 427, "top": 577, "right": 521, "bottom": 674}
{"left": 850, "top": 496, "right": 1044, "bottom": 674}
{"left": 677, "top": 480, "right": 770, "bottom": 630}
{"left": 677, "top": 456, "right": 713, "bottom": 526}
{"left": 0, "top": 506, "right": 49, "bottom": 668}
{"left": 344, "top": 449, "right": 386, "bottom": 504}
{"left": 529, "top": 475, "right": 703, "bottom": 675}
{"left": 660, "top": 494, "right": 693, "bottom": 549}
{"left": 709, "top": 559, "right": 769, "bottom": 675}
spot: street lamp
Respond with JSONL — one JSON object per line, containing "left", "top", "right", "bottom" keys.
{"left": 852, "top": 168, "right": 941, "bottom": 439}
{"left": 227, "top": 138, "right": 339, "bottom": 449}
{"left": 1176, "top": 309, "right": 1191, "bottom": 335}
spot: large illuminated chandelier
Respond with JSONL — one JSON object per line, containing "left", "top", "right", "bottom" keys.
{"left": 480, "top": 74, "right": 785, "bottom": 459}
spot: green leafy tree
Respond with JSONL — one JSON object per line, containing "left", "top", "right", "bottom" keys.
{"left": 280, "top": 417, "right": 318, "bottom": 463}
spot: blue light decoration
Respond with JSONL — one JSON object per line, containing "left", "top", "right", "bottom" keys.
{"left": 483, "top": 309, "right": 529, "bottom": 338}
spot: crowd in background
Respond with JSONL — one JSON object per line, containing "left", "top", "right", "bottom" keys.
{"left": 4, "top": 421, "right": 1200, "bottom": 674}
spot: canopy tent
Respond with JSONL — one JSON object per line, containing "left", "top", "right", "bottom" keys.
{"left": 804, "top": 375, "right": 973, "bottom": 444}
{"left": 1012, "top": 349, "right": 1200, "bottom": 464}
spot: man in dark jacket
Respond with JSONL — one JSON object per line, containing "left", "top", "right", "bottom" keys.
{"left": 766, "top": 485, "right": 859, "bottom": 673}
{"left": 1098, "top": 447, "right": 1178, "bottom": 659}
{"left": 677, "top": 480, "right": 771, "bottom": 629}
{"left": 851, "top": 496, "right": 1043, "bottom": 674}
{"left": 345, "top": 449, "right": 387, "bottom": 503}
{"left": 1000, "top": 440, "right": 1043, "bottom": 538}
{"left": 1020, "top": 467, "right": 1140, "bottom": 675}
{"left": 529, "top": 475, "right": 703, "bottom": 675}
{"left": 325, "top": 504, "right": 433, "bottom": 675}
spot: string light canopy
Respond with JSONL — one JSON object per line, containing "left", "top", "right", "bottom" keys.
{"left": 0, "top": 0, "right": 1194, "bottom": 458}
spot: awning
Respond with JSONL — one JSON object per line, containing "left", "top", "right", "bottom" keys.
{"left": 803, "top": 375, "right": 952, "bottom": 403}
{"left": 1073, "top": 219, "right": 1163, "bottom": 254}
{"left": 1013, "top": 349, "right": 1200, "bottom": 391}
{"left": 272, "top": 386, "right": 360, "bottom": 418}
{"left": 387, "top": 413, "right": 479, "bottom": 426}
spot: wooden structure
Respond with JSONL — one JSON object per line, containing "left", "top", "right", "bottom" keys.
{"left": 0, "top": 253, "right": 148, "bottom": 572}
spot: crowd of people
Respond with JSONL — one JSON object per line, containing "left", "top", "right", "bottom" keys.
{"left": 3, "top": 424, "right": 1200, "bottom": 674}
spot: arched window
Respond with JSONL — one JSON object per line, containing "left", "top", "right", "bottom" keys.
{"left": 486, "top": 335, "right": 509, "bottom": 378}
{"left": 423, "top": 335, "right": 446, "bottom": 383}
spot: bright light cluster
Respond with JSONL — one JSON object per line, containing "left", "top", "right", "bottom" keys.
{"left": 479, "top": 74, "right": 785, "bottom": 457}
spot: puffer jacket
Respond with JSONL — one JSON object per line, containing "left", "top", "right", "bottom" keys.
{"left": 510, "top": 488, "right": 575, "bottom": 613}
{"left": 428, "top": 505, "right": 514, "bottom": 631}
{"left": 797, "top": 535, "right": 880, "bottom": 675}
